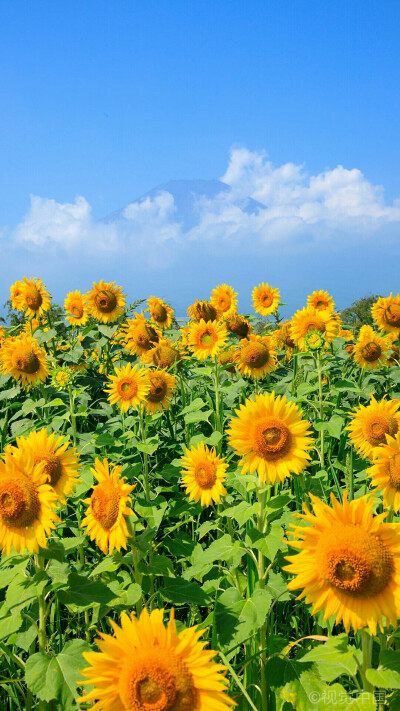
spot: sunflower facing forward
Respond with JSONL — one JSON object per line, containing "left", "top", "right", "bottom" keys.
{"left": 252, "top": 282, "right": 280, "bottom": 316}
{"left": 180, "top": 441, "right": 228, "bottom": 507}
{"left": 368, "top": 432, "right": 400, "bottom": 511}
{"left": 372, "top": 293, "right": 400, "bottom": 336}
{"left": 78, "top": 607, "right": 235, "bottom": 711}
{"left": 227, "top": 392, "right": 313, "bottom": 484}
{"left": 307, "top": 289, "right": 335, "bottom": 312}
{"left": 9, "top": 280, "right": 25, "bottom": 311}
{"left": 188, "top": 319, "right": 228, "bottom": 360}
{"left": 105, "top": 363, "right": 150, "bottom": 412}
{"left": 147, "top": 296, "right": 174, "bottom": 330}
{"left": 87, "top": 280, "right": 126, "bottom": 324}
{"left": 347, "top": 395, "right": 400, "bottom": 460}
{"left": 234, "top": 334, "right": 277, "bottom": 379}
{"left": 81, "top": 458, "right": 135, "bottom": 555}
{"left": 0, "top": 335, "right": 49, "bottom": 388}
{"left": 210, "top": 284, "right": 238, "bottom": 320}
{"left": 19, "top": 277, "right": 52, "bottom": 319}
{"left": 144, "top": 369, "right": 177, "bottom": 414}
{"left": 353, "top": 325, "right": 390, "bottom": 371}
{"left": 0, "top": 451, "right": 59, "bottom": 554}
{"left": 285, "top": 492, "right": 400, "bottom": 634}
{"left": 64, "top": 290, "right": 89, "bottom": 327}
{"left": 290, "top": 306, "right": 338, "bottom": 351}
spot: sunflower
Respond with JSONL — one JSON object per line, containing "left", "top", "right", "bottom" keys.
{"left": 347, "top": 395, "right": 400, "bottom": 460}
{"left": 290, "top": 306, "right": 338, "bottom": 351}
{"left": 87, "top": 280, "right": 126, "bottom": 324}
{"left": 252, "top": 282, "right": 280, "bottom": 316}
{"left": 180, "top": 441, "right": 228, "bottom": 507}
{"left": 81, "top": 458, "right": 135, "bottom": 555}
{"left": 226, "top": 314, "right": 252, "bottom": 339}
{"left": 339, "top": 329, "right": 354, "bottom": 341}
{"left": 227, "top": 392, "right": 313, "bottom": 484}
{"left": 19, "top": 277, "right": 52, "bottom": 319}
{"left": 147, "top": 296, "right": 175, "bottom": 330}
{"left": 64, "top": 290, "right": 89, "bottom": 326}
{"left": 145, "top": 337, "right": 182, "bottom": 369}
{"left": 188, "top": 319, "right": 228, "bottom": 361}
{"left": 368, "top": 433, "right": 400, "bottom": 511}
{"left": 144, "top": 369, "right": 177, "bottom": 414}
{"left": 372, "top": 294, "right": 400, "bottom": 336}
{"left": 210, "top": 284, "right": 238, "bottom": 320}
{"left": 353, "top": 325, "right": 390, "bottom": 371}
{"left": 272, "top": 320, "right": 295, "bottom": 358}
{"left": 234, "top": 334, "right": 277, "bottom": 380}
{"left": 0, "top": 452, "right": 59, "bottom": 555}
{"left": 307, "top": 289, "right": 335, "bottom": 312}
{"left": 105, "top": 363, "right": 150, "bottom": 413}
{"left": 187, "top": 299, "right": 217, "bottom": 322}
{"left": 9, "top": 429, "right": 79, "bottom": 504}
{"left": 10, "top": 280, "right": 25, "bottom": 311}
{"left": 219, "top": 346, "right": 237, "bottom": 374}
{"left": 285, "top": 491, "right": 400, "bottom": 634}
{"left": 78, "top": 607, "right": 235, "bottom": 710}
{"left": 0, "top": 335, "right": 49, "bottom": 388}
{"left": 123, "top": 313, "right": 160, "bottom": 357}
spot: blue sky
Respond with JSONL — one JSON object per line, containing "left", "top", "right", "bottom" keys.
{"left": 1, "top": 1, "right": 400, "bottom": 315}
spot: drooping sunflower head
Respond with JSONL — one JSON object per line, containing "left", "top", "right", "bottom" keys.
{"left": 234, "top": 334, "right": 277, "bottom": 380}
{"left": 307, "top": 289, "right": 335, "bottom": 312}
{"left": 10, "top": 428, "right": 80, "bottom": 504}
{"left": 10, "top": 280, "right": 25, "bottom": 311}
{"left": 187, "top": 299, "right": 218, "bottom": 322}
{"left": 87, "top": 280, "right": 126, "bottom": 324}
{"left": 347, "top": 395, "right": 400, "bottom": 460}
{"left": 180, "top": 441, "right": 228, "bottom": 507}
{"left": 81, "top": 458, "right": 135, "bottom": 555}
{"left": 78, "top": 607, "right": 235, "bottom": 711}
{"left": 105, "top": 363, "right": 150, "bottom": 413}
{"left": 147, "top": 296, "right": 175, "bottom": 330}
{"left": 227, "top": 314, "right": 252, "bottom": 339}
{"left": 219, "top": 346, "right": 237, "bottom": 374}
{"left": 368, "top": 433, "right": 400, "bottom": 511}
{"left": 0, "top": 335, "right": 49, "bottom": 388}
{"left": 188, "top": 319, "right": 228, "bottom": 361}
{"left": 285, "top": 491, "right": 400, "bottom": 634}
{"left": 372, "top": 294, "right": 400, "bottom": 335}
{"left": 272, "top": 320, "right": 296, "bottom": 357}
{"left": 353, "top": 325, "right": 390, "bottom": 371}
{"left": 252, "top": 282, "right": 280, "bottom": 316}
{"left": 64, "top": 290, "right": 89, "bottom": 326}
{"left": 144, "top": 369, "right": 177, "bottom": 414}
{"left": 290, "top": 306, "right": 338, "bottom": 351}
{"left": 227, "top": 391, "right": 314, "bottom": 484}
{"left": 210, "top": 284, "right": 238, "bottom": 320}
{"left": 0, "top": 451, "right": 59, "bottom": 554}
{"left": 147, "top": 338, "right": 182, "bottom": 370}
{"left": 19, "top": 277, "right": 52, "bottom": 319}
{"left": 122, "top": 313, "right": 161, "bottom": 357}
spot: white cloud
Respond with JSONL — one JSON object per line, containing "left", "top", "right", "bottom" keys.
{"left": 7, "top": 148, "right": 400, "bottom": 264}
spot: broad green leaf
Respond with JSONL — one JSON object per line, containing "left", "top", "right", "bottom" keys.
{"left": 25, "top": 640, "right": 91, "bottom": 703}
{"left": 299, "top": 634, "right": 361, "bottom": 682}
{"left": 161, "top": 578, "right": 209, "bottom": 606}
{"left": 58, "top": 573, "right": 115, "bottom": 609}
{"left": 366, "top": 649, "right": 400, "bottom": 689}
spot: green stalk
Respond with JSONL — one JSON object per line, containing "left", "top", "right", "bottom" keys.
{"left": 138, "top": 406, "right": 150, "bottom": 501}
{"left": 214, "top": 359, "right": 222, "bottom": 449}
{"left": 68, "top": 385, "right": 77, "bottom": 447}
{"left": 36, "top": 556, "right": 47, "bottom": 711}
{"left": 126, "top": 517, "right": 143, "bottom": 616}
{"left": 257, "top": 487, "right": 269, "bottom": 711}
{"left": 360, "top": 629, "right": 374, "bottom": 693}
{"left": 316, "top": 351, "right": 325, "bottom": 470}
{"left": 349, "top": 447, "right": 354, "bottom": 502}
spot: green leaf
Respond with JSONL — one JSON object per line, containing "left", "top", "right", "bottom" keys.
{"left": 246, "top": 522, "right": 284, "bottom": 562}
{"left": 366, "top": 649, "right": 400, "bottom": 689}
{"left": 299, "top": 634, "right": 360, "bottom": 682}
{"left": 25, "top": 640, "right": 92, "bottom": 703}
{"left": 161, "top": 578, "right": 209, "bottom": 606}
{"left": 58, "top": 573, "right": 115, "bottom": 610}
{"left": 326, "top": 415, "right": 345, "bottom": 440}
{"left": 0, "top": 609, "right": 23, "bottom": 641}
{"left": 220, "top": 501, "right": 257, "bottom": 527}
{"left": 215, "top": 587, "right": 272, "bottom": 654}
{"left": 0, "top": 385, "right": 21, "bottom": 401}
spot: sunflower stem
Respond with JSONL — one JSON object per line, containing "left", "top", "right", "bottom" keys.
{"left": 126, "top": 517, "right": 143, "bottom": 616}
{"left": 214, "top": 359, "right": 222, "bottom": 447}
{"left": 360, "top": 629, "right": 374, "bottom": 693}
{"left": 257, "top": 487, "right": 269, "bottom": 711}
{"left": 138, "top": 406, "right": 151, "bottom": 502}
{"left": 316, "top": 351, "right": 325, "bottom": 471}
{"left": 349, "top": 446, "right": 354, "bottom": 502}
{"left": 36, "top": 555, "right": 48, "bottom": 711}
{"left": 68, "top": 385, "right": 77, "bottom": 447}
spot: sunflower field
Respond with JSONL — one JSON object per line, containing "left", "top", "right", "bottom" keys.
{"left": 1, "top": 278, "right": 400, "bottom": 711}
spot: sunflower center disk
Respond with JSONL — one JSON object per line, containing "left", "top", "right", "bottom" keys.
{"left": 318, "top": 525, "right": 394, "bottom": 598}
{"left": 194, "top": 463, "right": 217, "bottom": 489}
{"left": 361, "top": 341, "right": 382, "bottom": 362}
{"left": 261, "top": 293, "right": 273, "bottom": 307}
{"left": 148, "top": 378, "right": 167, "bottom": 403}
{"left": 389, "top": 454, "right": 400, "bottom": 490}
{"left": 200, "top": 331, "right": 215, "bottom": 346}
{"left": 25, "top": 288, "right": 43, "bottom": 311}
{"left": 254, "top": 418, "right": 291, "bottom": 460}
{"left": 152, "top": 305, "right": 167, "bottom": 323}
{"left": 136, "top": 326, "right": 159, "bottom": 350}
{"left": 0, "top": 474, "right": 39, "bottom": 527}
{"left": 71, "top": 304, "right": 84, "bottom": 318}
{"left": 95, "top": 290, "right": 117, "bottom": 313}
{"left": 385, "top": 304, "right": 400, "bottom": 327}
{"left": 242, "top": 343, "right": 270, "bottom": 368}
{"left": 118, "top": 379, "right": 138, "bottom": 400}
{"left": 306, "top": 321, "right": 325, "bottom": 334}
{"left": 35, "top": 455, "right": 62, "bottom": 486}
{"left": 119, "top": 650, "right": 197, "bottom": 711}
{"left": 13, "top": 351, "right": 40, "bottom": 374}
{"left": 365, "top": 415, "right": 399, "bottom": 447}
{"left": 91, "top": 483, "right": 120, "bottom": 530}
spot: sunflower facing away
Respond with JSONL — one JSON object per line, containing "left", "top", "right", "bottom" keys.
{"left": 210, "top": 284, "right": 238, "bottom": 320}
{"left": 81, "top": 458, "right": 135, "bottom": 555}
{"left": 123, "top": 313, "right": 160, "bottom": 357}
{"left": 227, "top": 392, "right": 313, "bottom": 484}
{"left": 306, "top": 289, "right": 335, "bottom": 312}
{"left": 234, "top": 334, "right": 277, "bottom": 380}
{"left": 19, "top": 277, "right": 52, "bottom": 319}
{"left": 285, "top": 491, "right": 400, "bottom": 634}
{"left": 78, "top": 607, "right": 235, "bottom": 711}
{"left": 145, "top": 337, "right": 182, "bottom": 369}
{"left": 144, "top": 369, "right": 177, "bottom": 414}
{"left": 106, "top": 363, "right": 150, "bottom": 413}
{"left": 290, "top": 306, "right": 338, "bottom": 351}
{"left": 219, "top": 346, "right": 237, "bottom": 374}
{"left": 0, "top": 335, "right": 49, "bottom": 388}
{"left": 272, "top": 320, "right": 296, "bottom": 358}
{"left": 10, "top": 429, "right": 79, "bottom": 504}
{"left": 187, "top": 299, "right": 218, "bottom": 322}
{"left": 368, "top": 432, "right": 400, "bottom": 512}
{"left": 372, "top": 293, "right": 400, "bottom": 336}
{"left": 188, "top": 319, "right": 228, "bottom": 361}
{"left": 252, "top": 282, "right": 280, "bottom": 316}
{"left": 64, "top": 290, "right": 89, "bottom": 327}
{"left": 147, "top": 296, "right": 174, "bottom": 330}
{"left": 0, "top": 451, "right": 59, "bottom": 554}
{"left": 226, "top": 314, "right": 252, "bottom": 339}
{"left": 347, "top": 395, "right": 400, "bottom": 460}
{"left": 353, "top": 325, "right": 390, "bottom": 371}
{"left": 87, "top": 280, "right": 126, "bottom": 324}
{"left": 180, "top": 441, "right": 228, "bottom": 507}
